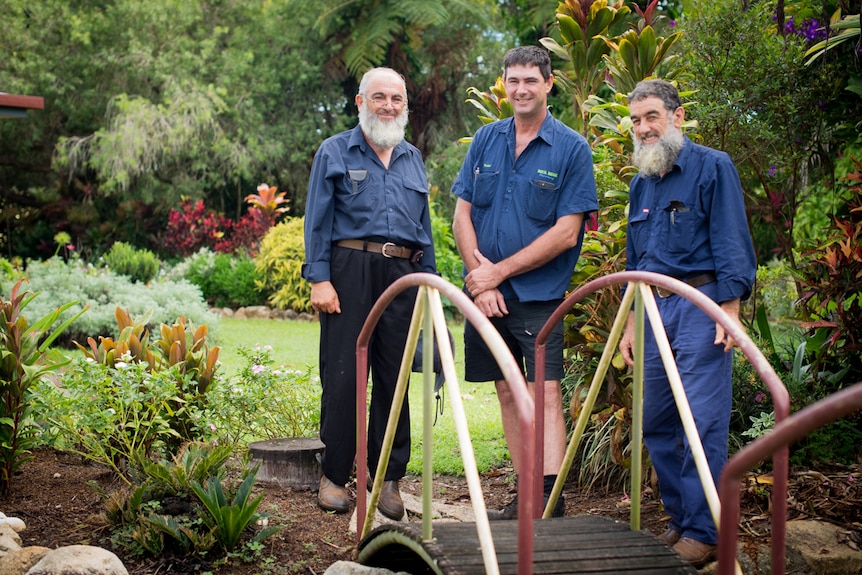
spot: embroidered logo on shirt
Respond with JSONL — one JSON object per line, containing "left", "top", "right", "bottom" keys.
{"left": 642, "top": 208, "right": 650, "bottom": 213}
{"left": 483, "top": 163, "right": 492, "bottom": 168}
{"left": 537, "top": 169, "right": 558, "bottom": 178}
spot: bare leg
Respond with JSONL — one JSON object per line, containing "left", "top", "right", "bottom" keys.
{"left": 495, "top": 379, "right": 566, "bottom": 476}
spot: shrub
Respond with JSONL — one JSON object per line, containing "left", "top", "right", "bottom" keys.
{"left": 2, "top": 257, "right": 218, "bottom": 347}
{"left": 37, "top": 358, "right": 187, "bottom": 482}
{"left": 200, "top": 345, "right": 320, "bottom": 445}
{"left": 254, "top": 217, "right": 311, "bottom": 313}
{"left": 94, "top": 443, "right": 280, "bottom": 560}
{"left": 173, "top": 249, "right": 263, "bottom": 309}
{"left": 37, "top": 308, "right": 222, "bottom": 478}
{"left": 103, "top": 241, "right": 161, "bottom": 284}
{"left": 0, "top": 279, "right": 86, "bottom": 495}
{"left": 163, "top": 199, "right": 233, "bottom": 258}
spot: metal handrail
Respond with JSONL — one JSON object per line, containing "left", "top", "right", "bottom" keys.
{"left": 354, "top": 273, "right": 538, "bottom": 575}
{"left": 717, "top": 382, "right": 862, "bottom": 575}
{"left": 534, "top": 271, "right": 790, "bottom": 574}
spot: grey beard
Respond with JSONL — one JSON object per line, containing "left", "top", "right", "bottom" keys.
{"left": 358, "top": 104, "right": 409, "bottom": 149}
{"left": 632, "top": 127, "right": 684, "bottom": 177}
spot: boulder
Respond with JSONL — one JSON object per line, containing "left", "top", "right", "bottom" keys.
{"left": 785, "top": 520, "right": 862, "bottom": 575}
{"left": 25, "top": 546, "right": 128, "bottom": 575}
{"left": 0, "top": 547, "right": 50, "bottom": 575}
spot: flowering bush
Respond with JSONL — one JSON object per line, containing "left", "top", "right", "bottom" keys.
{"left": 35, "top": 357, "right": 188, "bottom": 484}
{"left": 201, "top": 345, "right": 320, "bottom": 445}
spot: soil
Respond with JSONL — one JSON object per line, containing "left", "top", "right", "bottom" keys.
{"left": 2, "top": 449, "right": 860, "bottom": 575}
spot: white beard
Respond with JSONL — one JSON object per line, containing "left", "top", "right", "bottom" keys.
{"left": 359, "top": 103, "right": 409, "bottom": 149}
{"left": 632, "top": 121, "right": 685, "bottom": 177}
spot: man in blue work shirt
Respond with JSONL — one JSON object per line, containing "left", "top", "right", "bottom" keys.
{"left": 303, "top": 67, "right": 436, "bottom": 520}
{"left": 619, "top": 79, "right": 756, "bottom": 566}
{"left": 452, "top": 46, "right": 598, "bottom": 519}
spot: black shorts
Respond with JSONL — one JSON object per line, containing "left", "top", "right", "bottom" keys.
{"left": 463, "top": 298, "right": 565, "bottom": 382}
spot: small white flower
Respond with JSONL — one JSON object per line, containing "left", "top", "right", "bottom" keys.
{"left": 115, "top": 362, "right": 128, "bottom": 369}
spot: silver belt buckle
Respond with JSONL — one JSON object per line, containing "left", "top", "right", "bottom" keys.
{"left": 381, "top": 242, "right": 396, "bottom": 258}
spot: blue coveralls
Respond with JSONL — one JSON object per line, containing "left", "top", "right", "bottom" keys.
{"left": 627, "top": 136, "right": 756, "bottom": 544}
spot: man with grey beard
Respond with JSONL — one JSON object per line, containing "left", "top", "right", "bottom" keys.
{"left": 619, "top": 79, "right": 756, "bottom": 567}
{"left": 303, "top": 67, "right": 436, "bottom": 519}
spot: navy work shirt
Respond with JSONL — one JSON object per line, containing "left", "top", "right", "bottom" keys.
{"left": 626, "top": 136, "right": 756, "bottom": 303}
{"left": 302, "top": 125, "right": 436, "bottom": 283}
{"left": 452, "top": 111, "right": 599, "bottom": 302}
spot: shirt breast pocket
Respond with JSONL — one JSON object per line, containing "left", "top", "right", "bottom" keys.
{"left": 527, "top": 179, "right": 559, "bottom": 222}
{"left": 345, "top": 169, "right": 370, "bottom": 195}
{"left": 664, "top": 201, "right": 694, "bottom": 254}
{"left": 629, "top": 209, "right": 650, "bottom": 256}
{"left": 472, "top": 171, "right": 499, "bottom": 208}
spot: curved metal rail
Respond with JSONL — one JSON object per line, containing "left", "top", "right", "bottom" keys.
{"left": 352, "top": 270, "right": 796, "bottom": 574}
{"left": 354, "top": 272, "right": 536, "bottom": 575}
{"left": 717, "top": 382, "right": 862, "bottom": 575}
{"left": 534, "top": 271, "right": 790, "bottom": 575}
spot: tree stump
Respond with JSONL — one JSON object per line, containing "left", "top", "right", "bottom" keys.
{"left": 249, "top": 437, "right": 324, "bottom": 490}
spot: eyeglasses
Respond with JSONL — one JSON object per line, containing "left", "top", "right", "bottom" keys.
{"left": 367, "top": 94, "right": 405, "bottom": 107}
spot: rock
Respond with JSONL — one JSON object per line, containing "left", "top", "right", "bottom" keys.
{"left": 234, "top": 306, "right": 272, "bottom": 319}
{"left": 25, "top": 546, "right": 127, "bottom": 575}
{"left": 785, "top": 520, "right": 862, "bottom": 575}
{"left": 0, "top": 515, "right": 25, "bottom": 533}
{"left": 323, "top": 561, "right": 408, "bottom": 575}
{"left": 0, "top": 547, "right": 50, "bottom": 575}
{"left": 0, "top": 526, "right": 22, "bottom": 554}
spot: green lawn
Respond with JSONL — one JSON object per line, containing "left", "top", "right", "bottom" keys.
{"left": 214, "top": 317, "right": 508, "bottom": 475}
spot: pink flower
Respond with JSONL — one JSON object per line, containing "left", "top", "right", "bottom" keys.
{"left": 251, "top": 364, "right": 265, "bottom": 375}
{"left": 257, "top": 183, "right": 270, "bottom": 193}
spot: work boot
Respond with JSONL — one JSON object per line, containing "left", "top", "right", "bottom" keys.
{"left": 317, "top": 475, "right": 350, "bottom": 514}
{"left": 657, "top": 528, "right": 681, "bottom": 546}
{"left": 487, "top": 493, "right": 565, "bottom": 520}
{"left": 673, "top": 537, "right": 717, "bottom": 566}
{"left": 377, "top": 480, "right": 405, "bottom": 520}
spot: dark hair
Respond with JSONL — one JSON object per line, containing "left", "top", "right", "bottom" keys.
{"left": 628, "top": 79, "right": 682, "bottom": 112}
{"left": 503, "top": 46, "right": 552, "bottom": 80}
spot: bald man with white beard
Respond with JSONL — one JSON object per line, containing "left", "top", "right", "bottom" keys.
{"left": 303, "top": 67, "right": 436, "bottom": 519}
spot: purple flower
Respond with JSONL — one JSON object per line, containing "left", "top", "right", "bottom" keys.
{"left": 755, "top": 391, "right": 766, "bottom": 403}
{"left": 768, "top": 165, "right": 777, "bottom": 177}
{"left": 669, "top": 20, "right": 676, "bottom": 27}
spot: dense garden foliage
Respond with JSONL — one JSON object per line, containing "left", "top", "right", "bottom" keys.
{"left": 2, "top": 0, "right": 861, "bottom": 566}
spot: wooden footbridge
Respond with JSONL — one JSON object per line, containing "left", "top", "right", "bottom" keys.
{"left": 351, "top": 272, "right": 862, "bottom": 575}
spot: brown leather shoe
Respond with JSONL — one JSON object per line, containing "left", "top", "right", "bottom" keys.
{"left": 657, "top": 528, "right": 681, "bottom": 546}
{"left": 317, "top": 476, "right": 350, "bottom": 514}
{"left": 672, "top": 537, "right": 716, "bottom": 566}
{"left": 377, "top": 480, "right": 405, "bottom": 520}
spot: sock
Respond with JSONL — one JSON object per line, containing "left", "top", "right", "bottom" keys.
{"left": 543, "top": 475, "right": 557, "bottom": 497}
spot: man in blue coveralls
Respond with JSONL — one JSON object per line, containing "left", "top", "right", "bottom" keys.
{"left": 452, "top": 46, "right": 598, "bottom": 519}
{"left": 619, "top": 79, "right": 756, "bottom": 566}
{"left": 303, "top": 67, "right": 436, "bottom": 520}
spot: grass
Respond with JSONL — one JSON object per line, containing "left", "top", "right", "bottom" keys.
{"left": 214, "top": 317, "right": 508, "bottom": 475}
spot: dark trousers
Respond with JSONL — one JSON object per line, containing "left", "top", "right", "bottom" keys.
{"left": 318, "top": 246, "right": 419, "bottom": 486}
{"left": 642, "top": 282, "right": 731, "bottom": 545}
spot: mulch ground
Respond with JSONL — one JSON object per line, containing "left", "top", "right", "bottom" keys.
{"left": 2, "top": 449, "right": 860, "bottom": 574}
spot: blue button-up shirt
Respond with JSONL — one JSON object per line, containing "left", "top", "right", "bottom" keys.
{"left": 302, "top": 125, "right": 436, "bottom": 282}
{"left": 626, "top": 136, "right": 756, "bottom": 303}
{"left": 452, "top": 112, "right": 598, "bottom": 302}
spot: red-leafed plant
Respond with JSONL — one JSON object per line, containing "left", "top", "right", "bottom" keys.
{"left": 796, "top": 158, "right": 862, "bottom": 384}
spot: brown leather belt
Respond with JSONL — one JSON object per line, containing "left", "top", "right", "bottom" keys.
{"left": 652, "top": 272, "right": 716, "bottom": 298}
{"left": 336, "top": 239, "right": 423, "bottom": 263}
